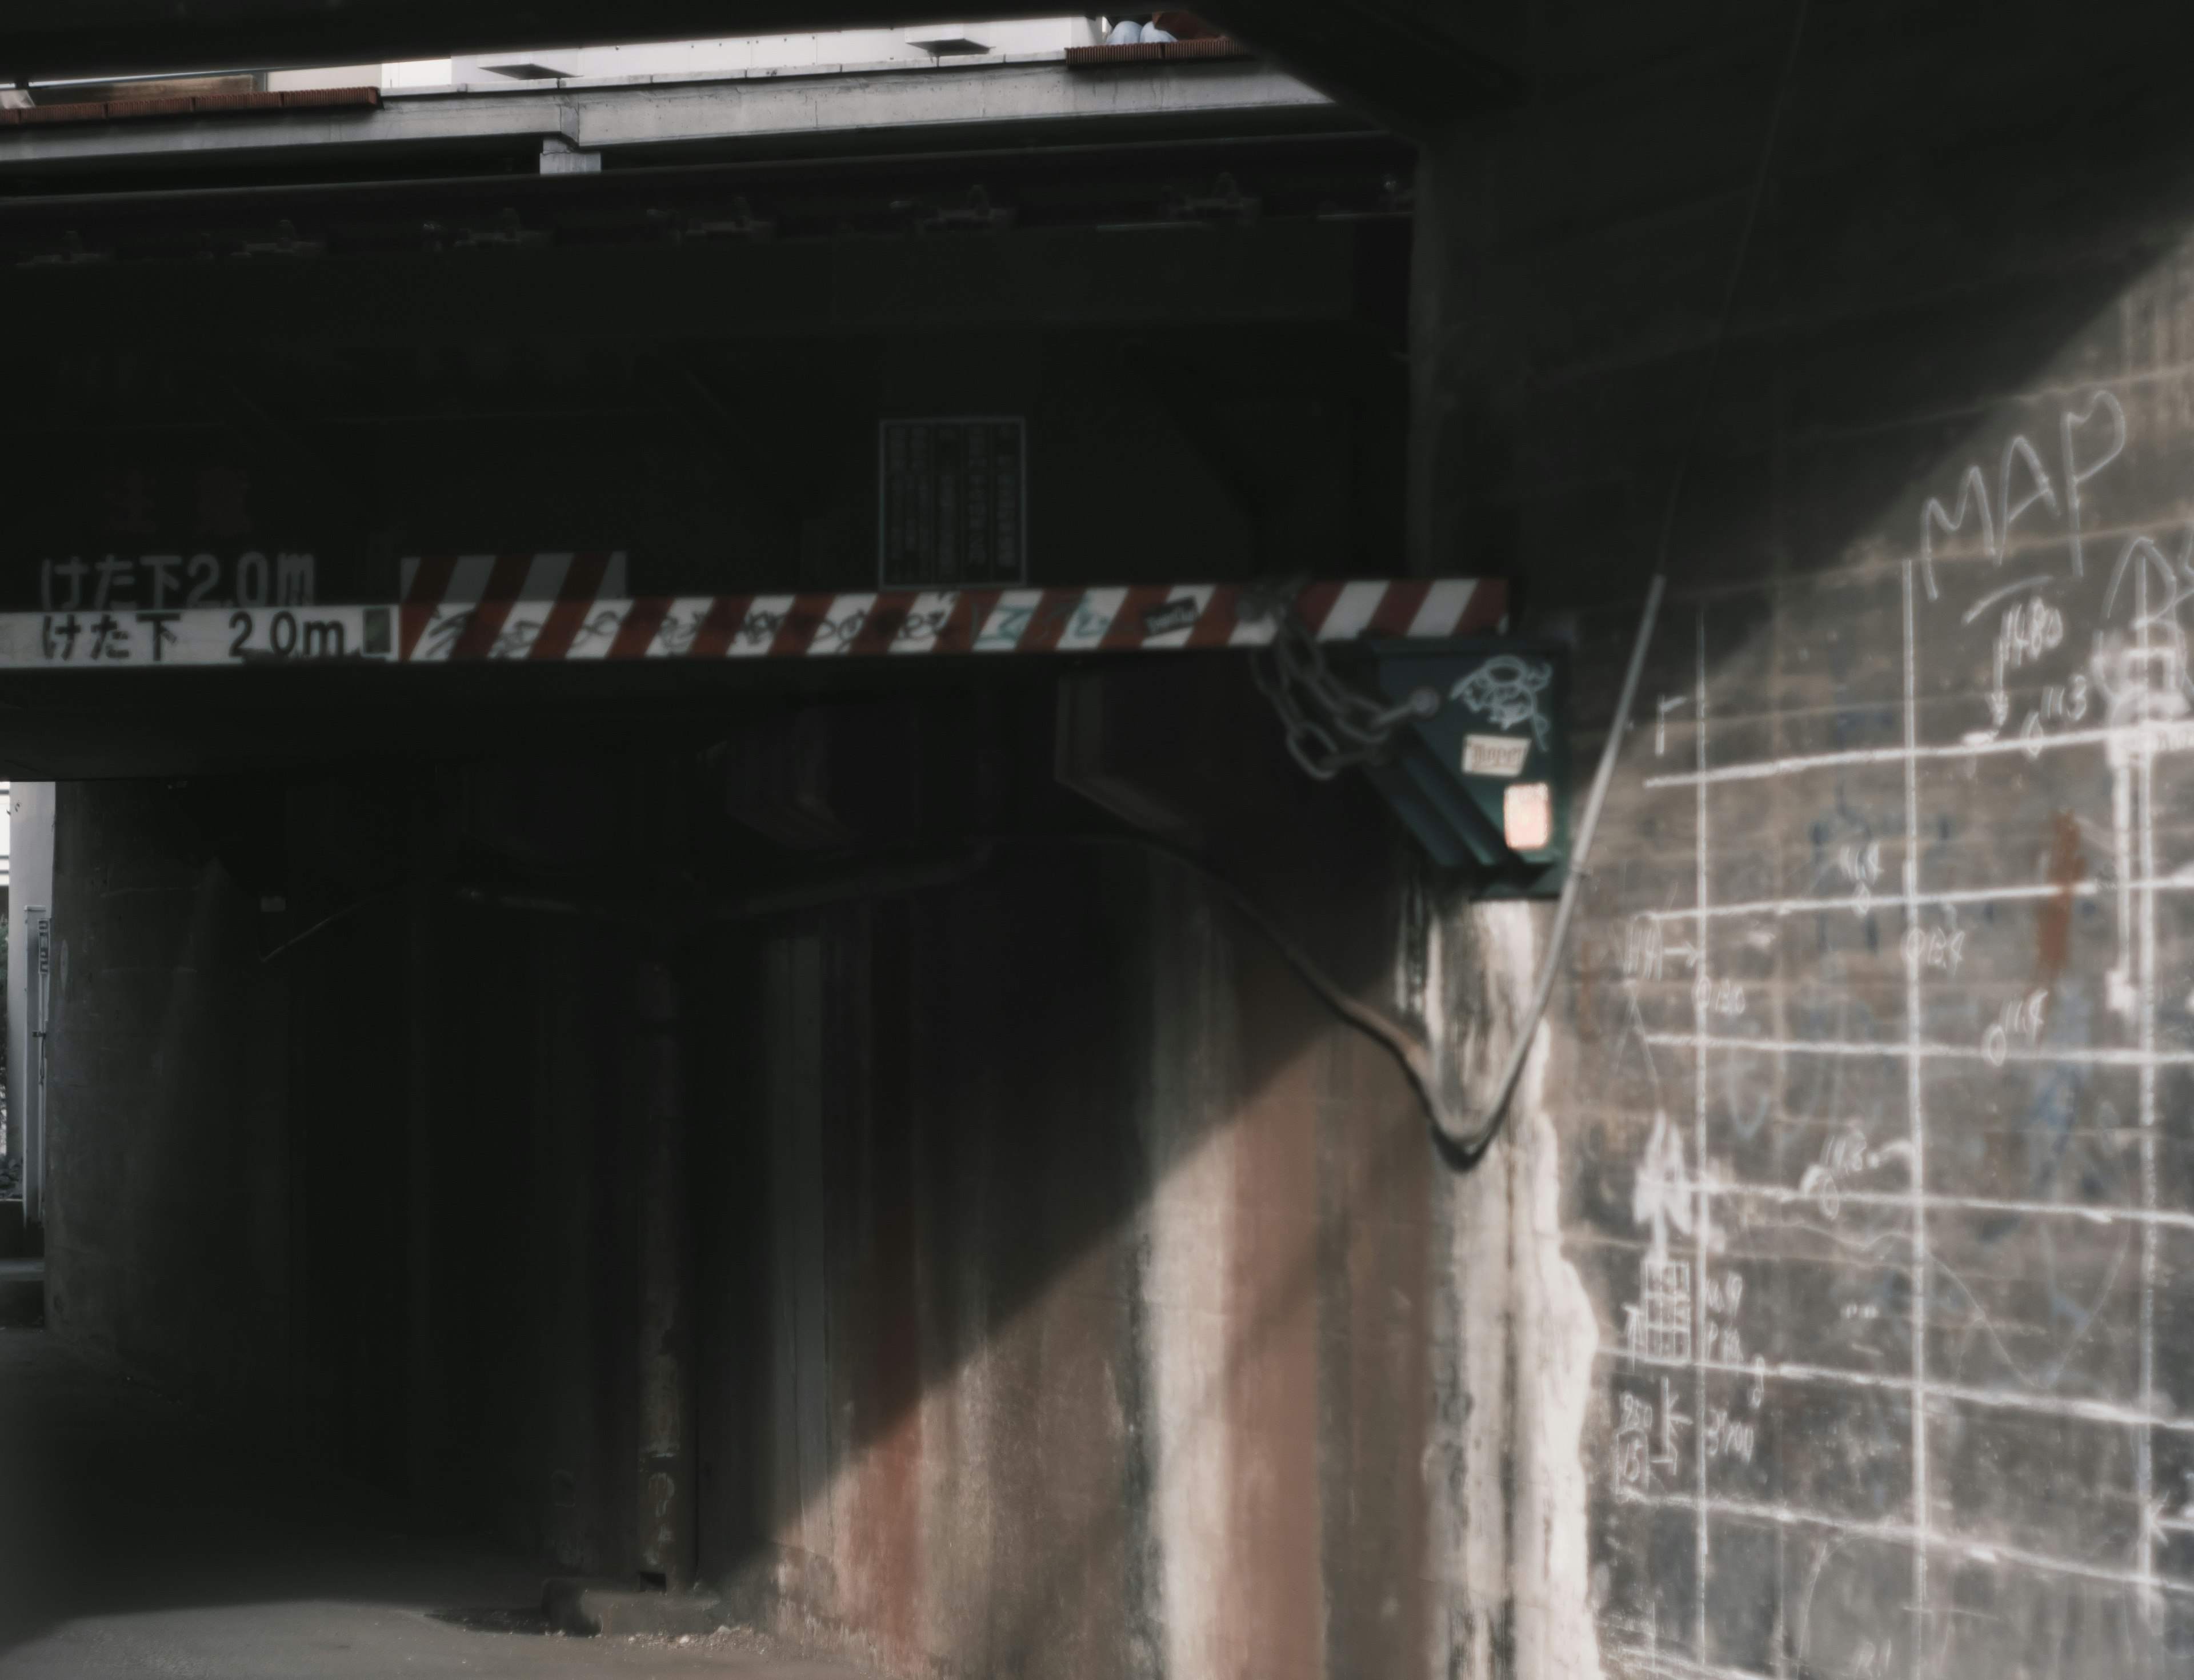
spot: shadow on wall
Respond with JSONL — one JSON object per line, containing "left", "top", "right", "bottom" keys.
{"left": 1567, "top": 292, "right": 2194, "bottom": 1677}
{"left": 1472, "top": 9, "right": 2194, "bottom": 1675}
{"left": 691, "top": 773, "right": 1445, "bottom": 1680}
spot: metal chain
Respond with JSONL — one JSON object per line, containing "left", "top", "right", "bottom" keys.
{"left": 1245, "top": 582, "right": 1439, "bottom": 779}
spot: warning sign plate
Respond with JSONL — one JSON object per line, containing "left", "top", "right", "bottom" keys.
{"left": 0, "top": 606, "right": 392, "bottom": 669}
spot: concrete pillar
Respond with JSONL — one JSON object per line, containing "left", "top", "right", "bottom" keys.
{"left": 634, "top": 940, "right": 695, "bottom": 1589}
{"left": 7, "top": 784, "right": 55, "bottom": 1236}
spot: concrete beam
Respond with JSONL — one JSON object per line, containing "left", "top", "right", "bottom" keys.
{"left": 193, "top": 370, "right": 378, "bottom": 538}
{"left": 0, "top": 220, "right": 1387, "bottom": 348}
{"left": 0, "top": 3, "right": 1068, "bottom": 84}
{"left": 0, "top": 0, "right": 1521, "bottom": 124}
{"left": 0, "top": 56, "right": 1334, "bottom": 173}
{"left": 0, "top": 0, "right": 1509, "bottom": 141}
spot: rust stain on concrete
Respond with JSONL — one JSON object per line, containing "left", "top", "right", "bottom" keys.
{"left": 1226, "top": 966, "right": 1327, "bottom": 1680}
{"left": 1327, "top": 1026, "right": 1434, "bottom": 1678}
{"left": 2035, "top": 808, "right": 2084, "bottom": 988}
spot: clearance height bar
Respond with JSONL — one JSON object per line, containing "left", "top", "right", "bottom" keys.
{"left": 0, "top": 578, "right": 1506, "bottom": 671}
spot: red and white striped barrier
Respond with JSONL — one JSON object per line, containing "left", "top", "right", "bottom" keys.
{"left": 399, "top": 551, "right": 627, "bottom": 662}
{"left": 0, "top": 572, "right": 1506, "bottom": 670}
{"left": 399, "top": 573, "right": 1506, "bottom": 663}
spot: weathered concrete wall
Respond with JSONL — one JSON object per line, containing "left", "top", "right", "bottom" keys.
{"left": 694, "top": 851, "right": 1470, "bottom": 1679}
{"left": 1408, "top": 2, "right": 2194, "bottom": 1676}
{"left": 42, "top": 781, "right": 290, "bottom": 1424}
{"left": 41, "top": 757, "right": 1522, "bottom": 1679}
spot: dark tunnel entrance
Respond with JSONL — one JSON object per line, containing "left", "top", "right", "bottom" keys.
{"left": 0, "top": 30, "right": 1436, "bottom": 1668}
{"left": 3, "top": 642, "right": 1435, "bottom": 1672}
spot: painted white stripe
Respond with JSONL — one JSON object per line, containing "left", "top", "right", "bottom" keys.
{"left": 1637, "top": 876, "right": 2131, "bottom": 923}
{"left": 1057, "top": 587, "right": 1127, "bottom": 651}
{"left": 561, "top": 600, "right": 631, "bottom": 661}
{"left": 646, "top": 598, "right": 719, "bottom": 658}
{"left": 442, "top": 555, "right": 501, "bottom": 607}
{"left": 975, "top": 589, "right": 1047, "bottom": 653}
{"left": 1228, "top": 611, "right": 1279, "bottom": 647}
{"left": 1614, "top": 1487, "right": 2194, "bottom": 1601}
{"left": 1703, "top": 1177, "right": 2194, "bottom": 1233}
{"left": 807, "top": 592, "right": 876, "bottom": 656}
{"left": 887, "top": 591, "right": 960, "bottom": 655}
{"left": 25, "top": 577, "right": 1505, "bottom": 667}
{"left": 1409, "top": 579, "right": 1478, "bottom": 637}
{"left": 409, "top": 605, "right": 461, "bottom": 662}
{"left": 1639, "top": 722, "right": 2188, "bottom": 789}
{"left": 1315, "top": 580, "right": 1388, "bottom": 641}
{"left": 1602, "top": 1341, "right": 2194, "bottom": 1436}
{"left": 730, "top": 594, "right": 796, "bottom": 657}
{"left": 1642, "top": 1030, "right": 2194, "bottom": 1069}
{"left": 399, "top": 551, "right": 623, "bottom": 607}
{"left": 1139, "top": 584, "right": 1216, "bottom": 650}
{"left": 522, "top": 552, "right": 574, "bottom": 602}
{"left": 483, "top": 611, "right": 542, "bottom": 659}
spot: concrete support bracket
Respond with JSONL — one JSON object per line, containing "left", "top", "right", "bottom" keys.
{"left": 540, "top": 135, "right": 602, "bottom": 174}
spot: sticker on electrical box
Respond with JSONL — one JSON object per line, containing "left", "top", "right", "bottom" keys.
{"left": 1463, "top": 734, "right": 1531, "bottom": 778}
{"left": 1504, "top": 782, "right": 1553, "bottom": 851}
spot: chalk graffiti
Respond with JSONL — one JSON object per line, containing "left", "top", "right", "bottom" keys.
{"left": 1601, "top": 380, "right": 2194, "bottom": 1677}
{"left": 1917, "top": 391, "right": 2123, "bottom": 600}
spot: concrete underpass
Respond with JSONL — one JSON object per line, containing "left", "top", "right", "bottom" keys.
{"left": 0, "top": 5, "right": 2188, "bottom": 1679}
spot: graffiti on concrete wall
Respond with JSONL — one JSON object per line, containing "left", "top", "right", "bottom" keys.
{"left": 1592, "top": 382, "right": 2194, "bottom": 1678}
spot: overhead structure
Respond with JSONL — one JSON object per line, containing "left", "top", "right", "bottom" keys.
{"left": 0, "top": 1, "right": 1516, "bottom": 135}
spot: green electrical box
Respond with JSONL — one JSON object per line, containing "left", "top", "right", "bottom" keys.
{"left": 1360, "top": 639, "right": 1571, "bottom": 896}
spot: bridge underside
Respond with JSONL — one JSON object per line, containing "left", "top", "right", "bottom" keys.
{"left": 1, "top": 6, "right": 2191, "bottom": 1680}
